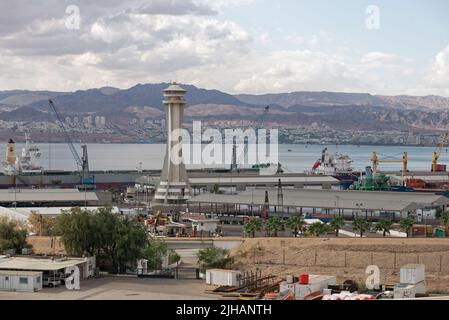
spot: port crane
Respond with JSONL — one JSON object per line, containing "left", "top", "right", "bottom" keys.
{"left": 48, "top": 99, "right": 95, "bottom": 189}
{"left": 231, "top": 105, "right": 282, "bottom": 172}
{"left": 431, "top": 132, "right": 448, "bottom": 172}
{"left": 371, "top": 151, "right": 408, "bottom": 176}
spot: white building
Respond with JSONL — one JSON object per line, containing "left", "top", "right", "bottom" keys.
{"left": 0, "top": 270, "right": 43, "bottom": 292}
{"left": 188, "top": 217, "right": 220, "bottom": 233}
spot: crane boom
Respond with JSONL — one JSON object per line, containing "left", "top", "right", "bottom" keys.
{"left": 48, "top": 99, "right": 95, "bottom": 188}
{"left": 48, "top": 99, "right": 82, "bottom": 168}
{"left": 234, "top": 105, "right": 271, "bottom": 170}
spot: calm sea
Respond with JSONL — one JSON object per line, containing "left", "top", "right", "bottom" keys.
{"left": 0, "top": 143, "right": 447, "bottom": 173}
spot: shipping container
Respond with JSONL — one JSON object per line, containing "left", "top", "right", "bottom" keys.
{"left": 400, "top": 264, "right": 425, "bottom": 285}
{"left": 0, "top": 270, "right": 43, "bottom": 292}
{"left": 205, "top": 269, "right": 241, "bottom": 286}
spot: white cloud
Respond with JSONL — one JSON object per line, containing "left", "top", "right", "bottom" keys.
{"left": 423, "top": 45, "right": 449, "bottom": 95}
{"left": 0, "top": 1, "right": 447, "bottom": 98}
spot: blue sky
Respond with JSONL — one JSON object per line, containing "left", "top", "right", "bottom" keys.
{"left": 221, "top": 0, "right": 449, "bottom": 64}
{"left": 0, "top": 0, "right": 448, "bottom": 96}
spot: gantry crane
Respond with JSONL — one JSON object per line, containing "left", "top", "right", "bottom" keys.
{"left": 48, "top": 99, "right": 95, "bottom": 189}
{"left": 431, "top": 132, "right": 448, "bottom": 172}
{"left": 371, "top": 151, "right": 408, "bottom": 176}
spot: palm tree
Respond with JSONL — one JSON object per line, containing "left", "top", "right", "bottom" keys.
{"left": 244, "top": 218, "right": 264, "bottom": 238}
{"left": 399, "top": 217, "right": 415, "bottom": 238}
{"left": 308, "top": 222, "right": 327, "bottom": 237}
{"left": 352, "top": 217, "right": 371, "bottom": 238}
{"left": 265, "top": 217, "right": 285, "bottom": 237}
{"left": 376, "top": 219, "right": 393, "bottom": 237}
{"left": 286, "top": 215, "right": 306, "bottom": 237}
{"left": 330, "top": 215, "right": 345, "bottom": 237}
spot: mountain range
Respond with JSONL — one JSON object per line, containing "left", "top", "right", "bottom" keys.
{"left": 1, "top": 83, "right": 449, "bottom": 131}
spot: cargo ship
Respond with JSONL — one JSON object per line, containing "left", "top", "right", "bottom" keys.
{"left": 311, "top": 148, "right": 359, "bottom": 189}
{"left": 0, "top": 135, "right": 153, "bottom": 190}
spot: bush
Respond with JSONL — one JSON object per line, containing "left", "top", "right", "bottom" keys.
{"left": 168, "top": 250, "right": 181, "bottom": 265}
{"left": 144, "top": 239, "right": 168, "bottom": 270}
{"left": 197, "top": 247, "right": 234, "bottom": 273}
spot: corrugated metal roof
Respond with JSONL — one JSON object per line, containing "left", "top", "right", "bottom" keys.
{"left": 189, "top": 176, "right": 339, "bottom": 185}
{"left": 188, "top": 188, "right": 449, "bottom": 211}
{"left": 0, "top": 270, "right": 42, "bottom": 276}
{"left": 0, "top": 257, "right": 88, "bottom": 271}
{"left": 0, "top": 189, "right": 98, "bottom": 203}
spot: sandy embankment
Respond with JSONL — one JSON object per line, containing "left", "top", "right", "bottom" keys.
{"left": 230, "top": 238, "right": 449, "bottom": 292}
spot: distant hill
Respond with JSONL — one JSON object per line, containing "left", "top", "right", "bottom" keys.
{"left": 236, "top": 91, "right": 449, "bottom": 111}
{"left": 1, "top": 83, "right": 449, "bottom": 130}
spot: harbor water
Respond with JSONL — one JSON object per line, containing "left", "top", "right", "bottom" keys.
{"left": 0, "top": 143, "right": 448, "bottom": 173}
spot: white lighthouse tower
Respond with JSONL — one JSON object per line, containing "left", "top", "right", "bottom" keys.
{"left": 154, "top": 82, "right": 191, "bottom": 203}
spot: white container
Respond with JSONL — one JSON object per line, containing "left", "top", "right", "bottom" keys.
{"left": 286, "top": 275, "right": 294, "bottom": 284}
{"left": 413, "top": 281, "right": 426, "bottom": 295}
{"left": 294, "top": 275, "right": 337, "bottom": 300}
{"left": 280, "top": 281, "right": 296, "bottom": 293}
{"left": 400, "top": 264, "right": 425, "bottom": 285}
{"left": 206, "top": 269, "right": 242, "bottom": 286}
{"left": 394, "top": 284, "right": 416, "bottom": 299}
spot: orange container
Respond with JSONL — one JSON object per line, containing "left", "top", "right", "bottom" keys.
{"left": 299, "top": 273, "right": 309, "bottom": 285}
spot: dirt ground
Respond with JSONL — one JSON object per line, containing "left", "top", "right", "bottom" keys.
{"left": 231, "top": 238, "right": 449, "bottom": 293}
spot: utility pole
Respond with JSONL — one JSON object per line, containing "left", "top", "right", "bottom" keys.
{"left": 277, "top": 179, "right": 283, "bottom": 214}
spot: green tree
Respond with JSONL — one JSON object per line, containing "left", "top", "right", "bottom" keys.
{"left": 440, "top": 211, "right": 449, "bottom": 228}
{"left": 168, "top": 250, "right": 181, "bottom": 265}
{"left": 55, "top": 207, "right": 148, "bottom": 273}
{"left": 308, "top": 222, "right": 327, "bottom": 237}
{"left": 27, "top": 212, "right": 57, "bottom": 236}
{"left": 376, "top": 219, "right": 393, "bottom": 237}
{"left": 265, "top": 216, "right": 285, "bottom": 237}
{"left": 197, "top": 247, "right": 234, "bottom": 273}
{"left": 244, "top": 217, "right": 264, "bottom": 238}
{"left": 286, "top": 215, "right": 306, "bottom": 237}
{"left": 144, "top": 239, "right": 168, "bottom": 270}
{"left": 330, "top": 215, "right": 345, "bottom": 237}
{"left": 0, "top": 217, "right": 31, "bottom": 254}
{"left": 399, "top": 217, "right": 415, "bottom": 238}
{"left": 352, "top": 217, "right": 371, "bottom": 238}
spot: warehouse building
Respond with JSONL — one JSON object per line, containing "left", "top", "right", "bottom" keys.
{"left": 0, "top": 189, "right": 100, "bottom": 207}
{"left": 188, "top": 188, "right": 449, "bottom": 221}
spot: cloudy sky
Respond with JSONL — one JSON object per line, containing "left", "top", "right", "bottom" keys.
{"left": 0, "top": 0, "right": 448, "bottom": 96}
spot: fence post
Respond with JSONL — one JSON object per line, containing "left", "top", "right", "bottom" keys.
{"left": 394, "top": 253, "right": 397, "bottom": 269}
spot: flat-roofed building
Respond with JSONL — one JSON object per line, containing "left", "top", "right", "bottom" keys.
{"left": 0, "top": 256, "right": 96, "bottom": 281}
{"left": 188, "top": 188, "right": 449, "bottom": 221}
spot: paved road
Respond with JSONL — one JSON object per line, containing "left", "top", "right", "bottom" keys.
{"left": 0, "top": 276, "right": 216, "bottom": 300}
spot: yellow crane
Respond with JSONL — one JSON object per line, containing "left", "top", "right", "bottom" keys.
{"left": 431, "top": 132, "right": 448, "bottom": 172}
{"left": 372, "top": 152, "right": 408, "bottom": 175}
